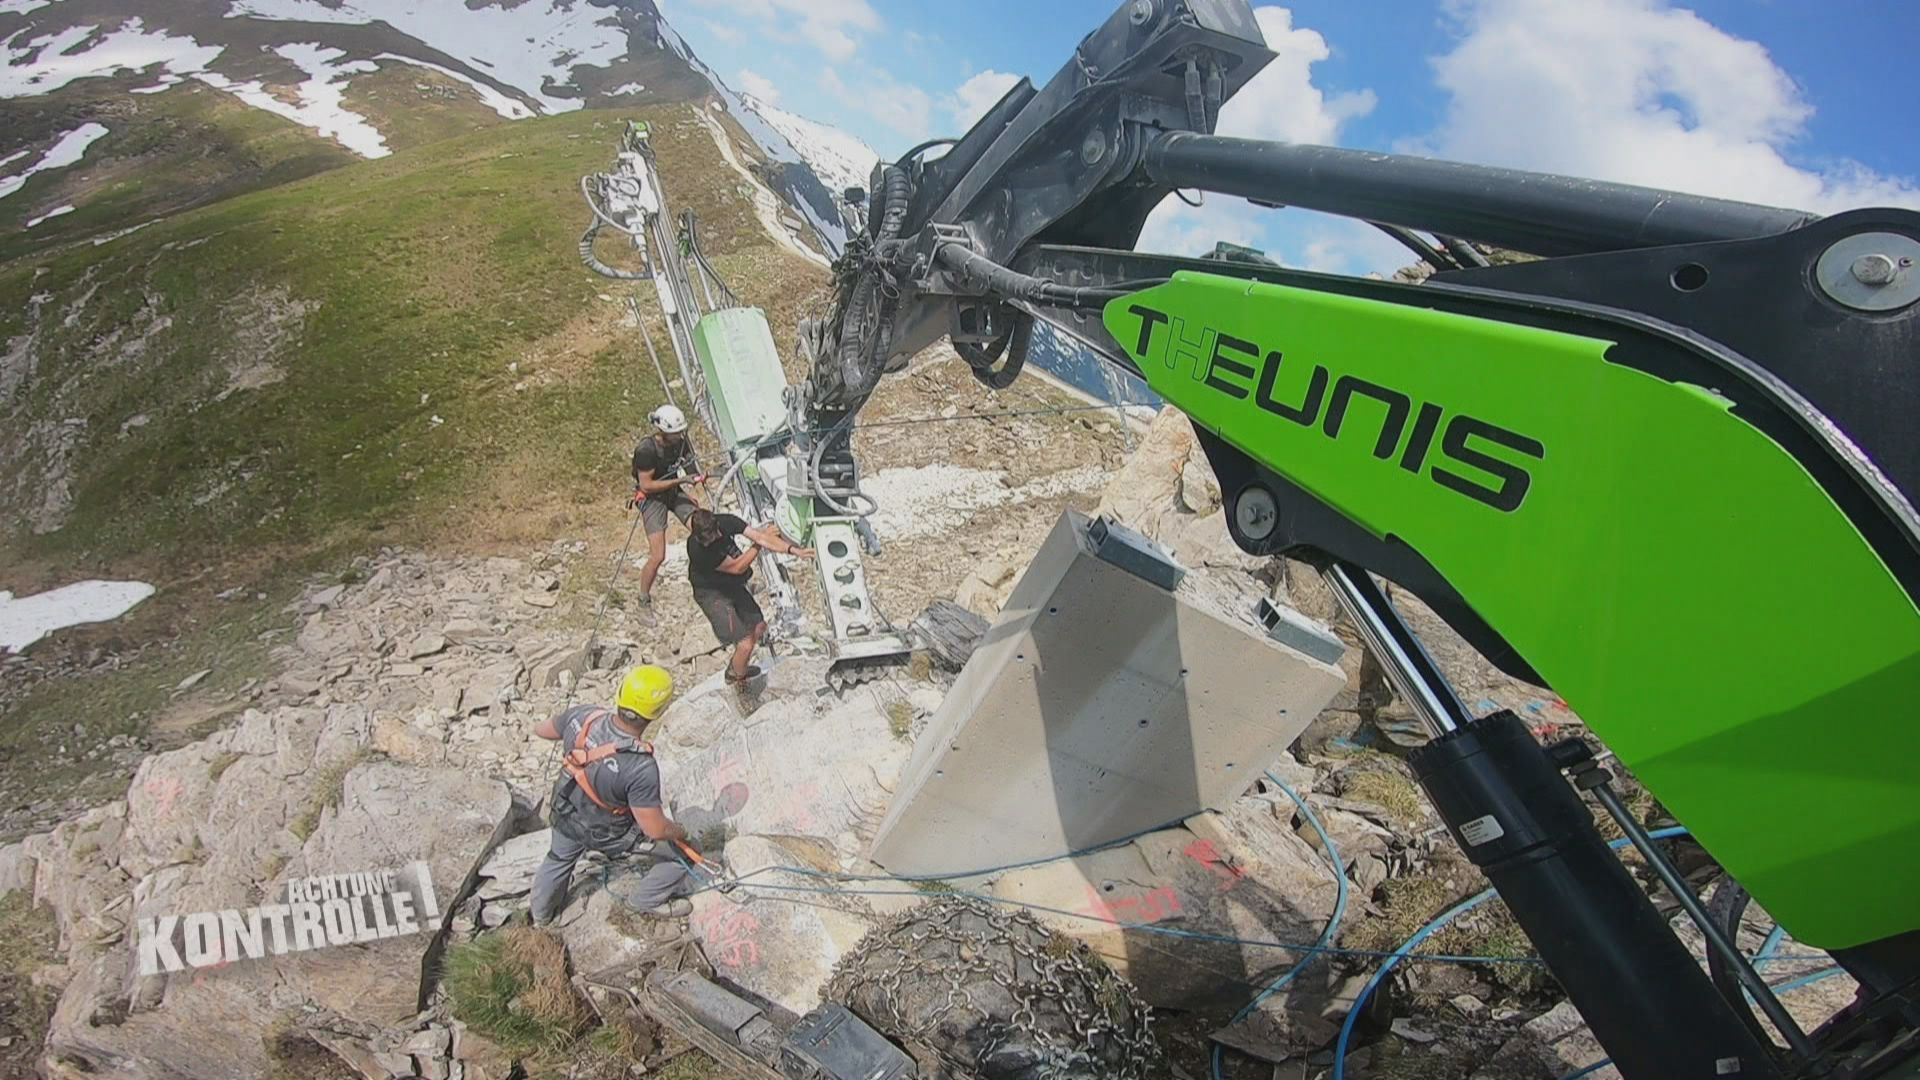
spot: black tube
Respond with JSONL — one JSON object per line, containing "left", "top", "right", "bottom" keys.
{"left": 1436, "top": 234, "right": 1489, "bottom": 268}
{"left": 1409, "top": 712, "right": 1782, "bottom": 1080}
{"left": 1372, "top": 223, "right": 1456, "bottom": 273}
{"left": 1143, "top": 132, "right": 1817, "bottom": 256}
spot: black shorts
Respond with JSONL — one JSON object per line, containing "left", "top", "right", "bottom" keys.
{"left": 693, "top": 578, "right": 764, "bottom": 645}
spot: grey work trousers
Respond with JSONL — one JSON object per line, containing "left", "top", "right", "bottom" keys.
{"left": 529, "top": 829, "right": 690, "bottom": 924}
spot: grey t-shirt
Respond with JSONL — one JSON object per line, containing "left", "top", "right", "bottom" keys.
{"left": 554, "top": 705, "right": 662, "bottom": 817}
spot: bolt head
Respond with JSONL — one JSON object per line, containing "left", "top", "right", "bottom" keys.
{"left": 1080, "top": 130, "right": 1106, "bottom": 165}
{"left": 1234, "top": 487, "right": 1279, "bottom": 542}
{"left": 1128, "top": 0, "right": 1154, "bottom": 25}
{"left": 1851, "top": 252, "right": 1898, "bottom": 286}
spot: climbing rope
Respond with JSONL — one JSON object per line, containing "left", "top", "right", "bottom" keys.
{"left": 536, "top": 504, "right": 649, "bottom": 801}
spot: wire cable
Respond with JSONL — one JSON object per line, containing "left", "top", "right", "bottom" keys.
{"left": 537, "top": 504, "right": 648, "bottom": 800}
{"left": 1210, "top": 772, "right": 1348, "bottom": 1080}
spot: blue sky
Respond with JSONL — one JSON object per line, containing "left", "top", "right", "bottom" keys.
{"left": 662, "top": 0, "right": 1920, "bottom": 274}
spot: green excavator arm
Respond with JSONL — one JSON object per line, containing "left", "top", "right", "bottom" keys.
{"left": 1104, "top": 273, "right": 1920, "bottom": 950}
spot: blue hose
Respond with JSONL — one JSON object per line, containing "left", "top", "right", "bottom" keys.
{"left": 1754, "top": 924, "right": 1787, "bottom": 971}
{"left": 1331, "top": 826, "right": 1691, "bottom": 1080}
{"left": 1209, "top": 771, "right": 1349, "bottom": 1080}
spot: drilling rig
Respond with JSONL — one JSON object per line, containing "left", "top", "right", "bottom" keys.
{"left": 580, "top": 121, "right": 915, "bottom": 689}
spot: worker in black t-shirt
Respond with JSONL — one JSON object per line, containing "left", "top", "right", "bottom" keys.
{"left": 685, "top": 508, "right": 812, "bottom": 684}
{"left": 630, "top": 404, "right": 705, "bottom": 616}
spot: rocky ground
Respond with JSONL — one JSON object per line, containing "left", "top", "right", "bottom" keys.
{"left": 0, "top": 404, "right": 1859, "bottom": 1080}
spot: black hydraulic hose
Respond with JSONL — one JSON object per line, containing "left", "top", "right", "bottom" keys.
{"left": 932, "top": 242, "right": 1131, "bottom": 309}
{"left": 955, "top": 315, "right": 1031, "bottom": 391}
{"left": 1373, "top": 223, "right": 1457, "bottom": 273}
{"left": 1438, "top": 234, "right": 1490, "bottom": 268}
{"left": 578, "top": 220, "right": 649, "bottom": 280}
{"left": 1143, "top": 131, "right": 1817, "bottom": 256}
{"left": 897, "top": 137, "right": 959, "bottom": 164}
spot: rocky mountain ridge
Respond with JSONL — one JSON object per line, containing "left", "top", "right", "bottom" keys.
{"left": 0, "top": 0, "right": 864, "bottom": 254}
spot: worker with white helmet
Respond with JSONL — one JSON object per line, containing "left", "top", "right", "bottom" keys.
{"left": 529, "top": 664, "right": 697, "bottom": 924}
{"left": 630, "top": 404, "right": 704, "bottom": 617}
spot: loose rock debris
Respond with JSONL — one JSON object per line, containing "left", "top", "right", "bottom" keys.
{"left": 0, "top": 409, "right": 1861, "bottom": 1079}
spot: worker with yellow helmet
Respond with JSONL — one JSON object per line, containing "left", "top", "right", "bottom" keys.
{"left": 528, "top": 664, "right": 695, "bottom": 924}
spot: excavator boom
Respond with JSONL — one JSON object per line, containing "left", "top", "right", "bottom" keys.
{"left": 790, "top": 0, "right": 1920, "bottom": 1076}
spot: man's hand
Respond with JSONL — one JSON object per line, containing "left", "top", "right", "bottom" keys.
{"left": 790, "top": 545, "right": 815, "bottom": 559}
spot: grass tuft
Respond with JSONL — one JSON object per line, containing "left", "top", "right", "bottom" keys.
{"left": 0, "top": 892, "right": 61, "bottom": 1069}
{"left": 208, "top": 750, "right": 245, "bottom": 782}
{"left": 1340, "top": 766, "right": 1427, "bottom": 827}
{"left": 886, "top": 700, "right": 913, "bottom": 741}
{"left": 443, "top": 927, "right": 591, "bottom": 1058}
{"left": 287, "top": 749, "right": 371, "bottom": 841}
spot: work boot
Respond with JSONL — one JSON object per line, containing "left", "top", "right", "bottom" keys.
{"left": 645, "top": 898, "right": 693, "bottom": 919}
{"left": 633, "top": 593, "right": 656, "bottom": 627}
{"left": 725, "top": 664, "right": 763, "bottom": 686}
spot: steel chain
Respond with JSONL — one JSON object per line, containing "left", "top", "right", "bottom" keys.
{"left": 822, "top": 896, "right": 1159, "bottom": 1079}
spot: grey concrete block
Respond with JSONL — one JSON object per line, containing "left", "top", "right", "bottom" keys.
{"left": 870, "top": 511, "right": 1347, "bottom": 876}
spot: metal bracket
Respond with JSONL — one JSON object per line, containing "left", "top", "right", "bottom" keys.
{"left": 1084, "top": 515, "right": 1185, "bottom": 591}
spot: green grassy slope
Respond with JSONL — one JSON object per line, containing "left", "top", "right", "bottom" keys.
{"left": 0, "top": 104, "right": 814, "bottom": 578}
{"left": 0, "top": 80, "right": 356, "bottom": 262}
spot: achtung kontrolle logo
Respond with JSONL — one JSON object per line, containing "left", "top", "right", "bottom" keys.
{"left": 137, "top": 862, "right": 441, "bottom": 976}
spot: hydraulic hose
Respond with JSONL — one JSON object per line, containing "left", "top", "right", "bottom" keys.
{"left": 932, "top": 242, "right": 1131, "bottom": 308}
{"left": 579, "top": 220, "right": 649, "bottom": 280}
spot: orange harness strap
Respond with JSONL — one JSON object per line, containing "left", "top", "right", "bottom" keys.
{"left": 561, "top": 709, "right": 636, "bottom": 817}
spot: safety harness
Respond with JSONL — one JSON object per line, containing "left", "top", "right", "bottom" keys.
{"left": 559, "top": 709, "right": 650, "bottom": 817}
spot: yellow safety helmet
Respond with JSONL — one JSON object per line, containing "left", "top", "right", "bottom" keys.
{"left": 616, "top": 664, "right": 675, "bottom": 721}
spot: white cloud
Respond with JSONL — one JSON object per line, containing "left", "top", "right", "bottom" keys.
{"left": 1423, "top": 0, "right": 1920, "bottom": 214}
{"left": 1216, "top": 7, "right": 1376, "bottom": 146}
{"left": 736, "top": 67, "right": 779, "bottom": 104}
{"left": 1138, "top": 6, "right": 1375, "bottom": 259}
{"left": 949, "top": 69, "right": 1019, "bottom": 131}
{"left": 683, "top": 0, "right": 879, "bottom": 62}
{"left": 821, "top": 67, "right": 930, "bottom": 140}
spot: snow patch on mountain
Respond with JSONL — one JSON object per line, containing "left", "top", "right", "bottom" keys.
{"left": 26, "top": 203, "right": 75, "bottom": 227}
{"left": 226, "top": 0, "right": 630, "bottom": 113}
{"left": 654, "top": 18, "right": 850, "bottom": 253}
{"left": 374, "top": 54, "right": 535, "bottom": 121}
{"left": 739, "top": 94, "right": 879, "bottom": 203}
{"left": 0, "top": 17, "right": 223, "bottom": 97}
{"left": 1, "top": 122, "right": 111, "bottom": 200}
{"left": 197, "top": 43, "right": 389, "bottom": 157}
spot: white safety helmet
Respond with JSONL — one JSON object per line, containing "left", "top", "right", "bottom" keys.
{"left": 649, "top": 404, "right": 689, "bottom": 434}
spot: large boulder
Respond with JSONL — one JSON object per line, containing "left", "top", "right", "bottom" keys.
{"left": 988, "top": 793, "right": 1342, "bottom": 1018}
{"left": 13, "top": 702, "right": 513, "bottom": 1079}
{"left": 1096, "top": 407, "right": 1260, "bottom": 571}
{"left": 650, "top": 659, "right": 914, "bottom": 858}
{"left": 684, "top": 835, "right": 876, "bottom": 1017}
